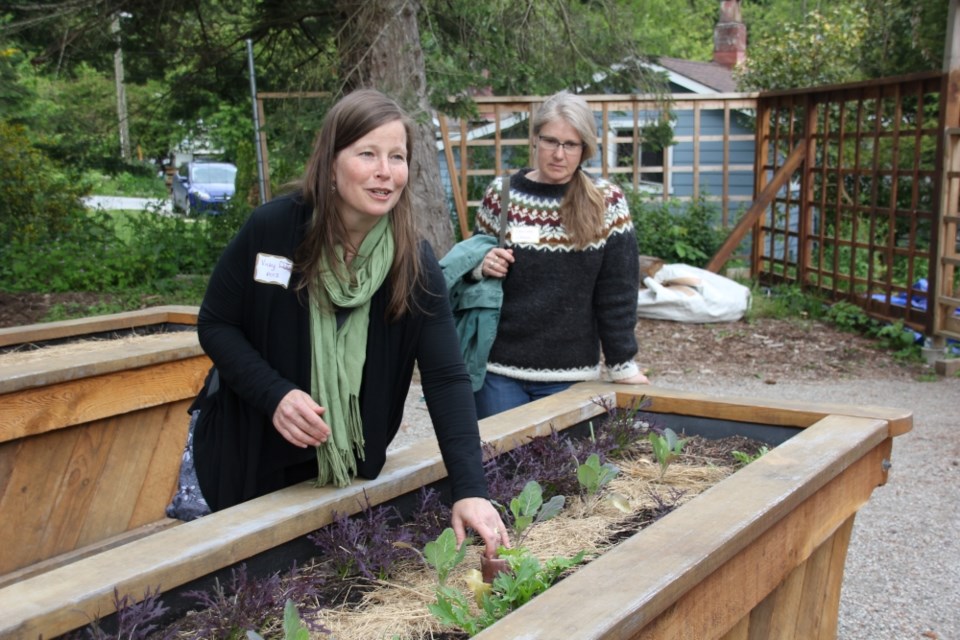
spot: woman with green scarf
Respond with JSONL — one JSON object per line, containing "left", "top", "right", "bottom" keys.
{"left": 175, "top": 89, "right": 508, "bottom": 558}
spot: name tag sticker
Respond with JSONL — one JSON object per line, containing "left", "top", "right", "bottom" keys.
{"left": 510, "top": 226, "right": 540, "bottom": 244}
{"left": 254, "top": 253, "right": 293, "bottom": 288}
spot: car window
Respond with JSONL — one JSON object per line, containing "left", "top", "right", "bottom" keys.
{"left": 178, "top": 165, "right": 189, "bottom": 178}
{"left": 193, "top": 165, "right": 237, "bottom": 184}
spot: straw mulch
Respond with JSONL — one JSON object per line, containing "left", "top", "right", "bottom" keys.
{"left": 309, "top": 451, "right": 734, "bottom": 640}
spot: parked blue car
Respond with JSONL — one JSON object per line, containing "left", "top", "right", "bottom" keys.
{"left": 171, "top": 161, "right": 237, "bottom": 215}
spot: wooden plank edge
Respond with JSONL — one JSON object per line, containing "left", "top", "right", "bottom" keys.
{"left": 611, "top": 383, "right": 914, "bottom": 437}
{"left": 0, "top": 519, "right": 182, "bottom": 590}
{"left": 0, "top": 306, "right": 199, "bottom": 349}
{"left": 0, "top": 331, "right": 205, "bottom": 395}
{"left": 0, "top": 358, "right": 209, "bottom": 442}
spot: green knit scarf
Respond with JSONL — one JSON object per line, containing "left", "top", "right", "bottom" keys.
{"left": 310, "top": 217, "right": 394, "bottom": 487}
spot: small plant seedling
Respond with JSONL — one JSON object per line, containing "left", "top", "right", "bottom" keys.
{"left": 423, "top": 527, "right": 470, "bottom": 585}
{"left": 509, "top": 480, "right": 565, "bottom": 545}
{"left": 649, "top": 428, "right": 687, "bottom": 479}
{"left": 731, "top": 446, "right": 769, "bottom": 468}
{"left": 576, "top": 453, "right": 619, "bottom": 496}
{"left": 425, "top": 481, "right": 583, "bottom": 636}
{"left": 425, "top": 530, "right": 586, "bottom": 635}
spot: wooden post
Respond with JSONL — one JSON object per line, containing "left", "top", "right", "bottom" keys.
{"left": 933, "top": 0, "right": 960, "bottom": 343}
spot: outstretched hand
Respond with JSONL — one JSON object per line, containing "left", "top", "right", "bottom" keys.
{"left": 451, "top": 497, "right": 511, "bottom": 559}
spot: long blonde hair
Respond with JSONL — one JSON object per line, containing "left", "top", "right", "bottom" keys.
{"left": 533, "top": 91, "right": 606, "bottom": 247}
{"left": 297, "top": 89, "right": 421, "bottom": 320}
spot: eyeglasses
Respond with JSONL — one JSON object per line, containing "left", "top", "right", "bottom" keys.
{"left": 537, "top": 135, "right": 584, "bottom": 154}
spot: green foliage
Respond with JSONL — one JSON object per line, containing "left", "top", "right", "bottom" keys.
{"left": 825, "top": 301, "right": 872, "bottom": 332}
{"left": 626, "top": 190, "right": 724, "bottom": 267}
{"left": 874, "top": 320, "right": 922, "bottom": 361}
{"left": 17, "top": 63, "right": 173, "bottom": 172}
{"left": 419, "top": 0, "right": 666, "bottom": 112}
{"left": 85, "top": 168, "right": 168, "bottom": 198}
{"left": 649, "top": 428, "right": 687, "bottom": 479}
{"left": 508, "top": 480, "right": 565, "bottom": 545}
{"left": 736, "top": 0, "right": 946, "bottom": 92}
{"left": 747, "top": 284, "right": 826, "bottom": 322}
{"left": 423, "top": 480, "right": 579, "bottom": 635}
{"left": 424, "top": 526, "right": 586, "bottom": 636}
{"left": 0, "top": 202, "right": 243, "bottom": 294}
{"left": 736, "top": 3, "right": 870, "bottom": 90}
{"left": 627, "top": 0, "right": 719, "bottom": 60}
{"left": 424, "top": 528, "right": 470, "bottom": 586}
{"left": 245, "top": 600, "right": 310, "bottom": 640}
{"left": 638, "top": 111, "right": 677, "bottom": 153}
{"left": 0, "top": 121, "right": 88, "bottom": 248}
{"left": 805, "top": 0, "right": 947, "bottom": 80}
{"left": 731, "top": 446, "right": 769, "bottom": 468}
{"left": 576, "top": 453, "right": 619, "bottom": 496}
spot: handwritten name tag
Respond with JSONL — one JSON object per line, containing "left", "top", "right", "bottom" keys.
{"left": 254, "top": 253, "right": 293, "bottom": 288}
{"left": 510, "top": 226, "right": 540, "bottom": 245}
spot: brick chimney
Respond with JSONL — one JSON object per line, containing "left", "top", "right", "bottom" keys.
{"left": 714, "top": 0, "right": 746, "bottom": 68}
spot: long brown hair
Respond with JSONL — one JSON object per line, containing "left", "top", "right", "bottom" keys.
{"left": 532, "top": 91, "right": 606, "bottom": 247}
{"left": 297, "top": 89, "right": 421, "bottom": 320}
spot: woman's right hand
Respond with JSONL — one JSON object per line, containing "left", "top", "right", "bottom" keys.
{"left": 482, "top": 248, "right": 514, "bottom": 278}
{"left": 273, "top": 389, "right": 330, "bottom": 448}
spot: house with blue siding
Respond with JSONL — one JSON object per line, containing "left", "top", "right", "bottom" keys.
{"left": 437, "top": 0, "right": 760, "bottom": 236}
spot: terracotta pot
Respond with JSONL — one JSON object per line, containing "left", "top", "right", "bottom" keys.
{"left": 480, "top": 555, "right": 510, "bottom": 583}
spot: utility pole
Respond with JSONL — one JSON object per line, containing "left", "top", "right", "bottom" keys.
{"left": 246, "top": 39, "right": 267, "bottom": 205}
{"left": 112, "top": 13, "right": 131, "bottom": 162}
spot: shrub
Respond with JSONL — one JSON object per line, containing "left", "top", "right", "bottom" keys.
{"left": 624, "top": 188, "right": 724, "bottom": 267}
{"left": 0, "top": 121, "right": 88, "bottom": 248}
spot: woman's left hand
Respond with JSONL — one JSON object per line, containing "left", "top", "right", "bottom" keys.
{"left": 481, "top": 248, "right": 514, "bottom": 278}
{"left": 451, "top": 497, "right": 510, "bottom": 559}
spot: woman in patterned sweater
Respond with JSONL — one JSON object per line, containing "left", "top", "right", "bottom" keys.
{"left": 472, "top": 90, "right": 649, "bottom": 419}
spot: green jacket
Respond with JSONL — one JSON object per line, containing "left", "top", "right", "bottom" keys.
{"left": 439, "top": 234, "right": 503, "bottom": 391}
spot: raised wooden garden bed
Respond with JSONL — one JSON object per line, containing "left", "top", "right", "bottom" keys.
{"left": 0, "top": 306, "right": 207, "bottom": 583}
{"left": 0, "top": 308, "right": 911, "bottom": 639}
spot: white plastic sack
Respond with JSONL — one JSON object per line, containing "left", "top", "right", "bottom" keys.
{"left": 636, "top": 264, "right": 751, "bottom": 323}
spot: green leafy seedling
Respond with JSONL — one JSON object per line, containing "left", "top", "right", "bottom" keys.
{"left": 576, "top": 453, "right": 619, "bottom": 495}
{"left": 428, "top": 542, "right": 587, "bottom": 636}
{"left": 649, "top": 427, "right": 687, "bottom": 479}
{"left": 510, "top": 480, "right": 564, "bottom": 544}
{"left": 423, "top": 527, "right": 470, "bottom": 585}
{"left": 731, "top": 446, "right": 769, "bottom": 468}
{"left": 245, "top": 599, "right": 309, "bottom": 640}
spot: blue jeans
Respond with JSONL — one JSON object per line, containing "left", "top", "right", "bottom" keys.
{"left": 474, "top": 372, "right": 574, "bottom": 420}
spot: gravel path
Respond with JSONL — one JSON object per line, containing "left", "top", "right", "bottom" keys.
{"left": 395, "top": 372, "right": 960, "bottom": 639}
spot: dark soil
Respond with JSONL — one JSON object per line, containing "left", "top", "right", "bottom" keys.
{"left": 0, "top": 291, "right": 124, "bottom": 329}
{"left": 634, "top": 315, "right": 931, "bottom": 383}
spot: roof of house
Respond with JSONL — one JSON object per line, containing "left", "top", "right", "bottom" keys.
{"left": 653, "top": 56, "right": 738, "bottom": 94}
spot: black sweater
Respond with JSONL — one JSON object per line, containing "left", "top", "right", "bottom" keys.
{"left": 191, "top": 193, "right": 487, "bottom": 511}
{"left": 474, "top": 169, "right": 640, "bottom": 382}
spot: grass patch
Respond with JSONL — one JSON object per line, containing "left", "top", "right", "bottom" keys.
{"left": 85, "top": 168, "right": 169, "bottom": 198}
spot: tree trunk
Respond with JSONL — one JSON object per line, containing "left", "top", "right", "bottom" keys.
{"left": 337, "top": 0, "right": 455, "bottom": 255}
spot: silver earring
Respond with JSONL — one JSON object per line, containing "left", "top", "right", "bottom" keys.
{"left": 331, "top": 184, "right": 337, "bottom": 193}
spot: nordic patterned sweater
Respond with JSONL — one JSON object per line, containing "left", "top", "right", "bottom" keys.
{"left": 473, "top": 168, "right": 640, "bottom": 382}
